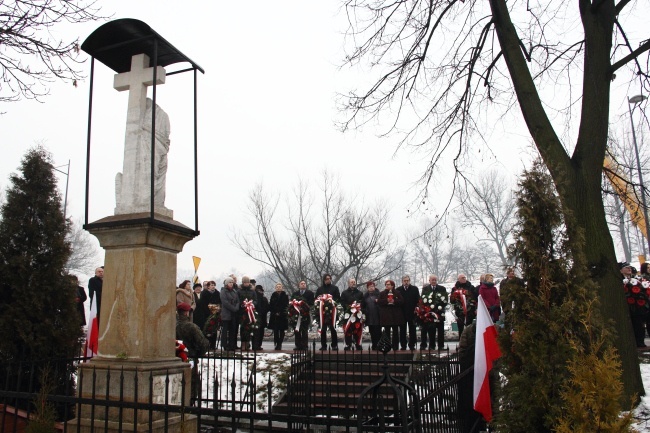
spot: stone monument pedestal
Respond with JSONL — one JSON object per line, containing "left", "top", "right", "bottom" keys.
{"left": 71, "top": 214, "right": 197, "bottom": 433}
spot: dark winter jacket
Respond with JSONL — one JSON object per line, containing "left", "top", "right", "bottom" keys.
{"left": 451, "top": 280, "right": 478, "bottom": 323}
{"left": 291, "top": 288, "right": 315, "bottom": 306}
{"left": 316, "top": 281, "right": 341, "bottom": 302}
{"left": 88, "top": 276, "right": 102, "bottom": 315}
{"left": 363, "top": 290, "right": 380, "bottom": 326}
{"left": 269, "top": 290, "right": 289, "bottom": 330}
{"left": 396, "top": 284, "right": 420, "bottom": 321}
{"left": 256, "top": 290, "right": 270, "bottom": 327}
{"left": 196, "top": 288, "right": 221, "bottom": 329}
{"left": 176, "top": 314, "right": 210, "bottom": 358}
{"left": 340, "top": 287, "right": 363, "bottom": 309}
{"left": 378, "top": 289, "right": 405, "bottom": 326}
{"left": 75, "top": 285, "right": 87, "bottom": 326}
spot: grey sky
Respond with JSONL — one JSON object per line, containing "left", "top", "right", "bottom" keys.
{"left": 0, "top": 1, "right": 646, "bottom": 280}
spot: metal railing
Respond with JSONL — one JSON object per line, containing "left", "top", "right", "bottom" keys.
{"left": 0, "top": 345, "right": 482, "bottom": 433}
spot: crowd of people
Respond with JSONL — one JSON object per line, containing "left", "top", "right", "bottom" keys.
{"left": 179, "top": 270, "right": 527, "bottom": 353}
{"left": 621, "top": 261, "right": 650, "bottom": 349}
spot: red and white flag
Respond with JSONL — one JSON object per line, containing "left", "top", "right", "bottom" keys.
{"left": 473, "top": 295, "right": 502, "bottom": 422}
{"left": 84, "top": 296, "right": 99, "bottom": 360}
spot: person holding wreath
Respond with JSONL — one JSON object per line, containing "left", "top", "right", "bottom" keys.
{"left": 378, "top": 280, "right": 405, "bottom": 351}
{"left": 417, "top": 274, "right": 448, "bottom": 350}
{"left": 269, "top": 282, "right": 290, "bottom": 350}
{"left": 315, "top": 273, "right": 341, "bottom": 350}
{"left": 290, "top": 280, "right": 315, "bottom": 350}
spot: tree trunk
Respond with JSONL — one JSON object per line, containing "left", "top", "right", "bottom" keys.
{"left": 489, "top": 0, "right": 644, "bottom": 401}
{"left": 560, "top": 165, "right": 644, "bottom": 402}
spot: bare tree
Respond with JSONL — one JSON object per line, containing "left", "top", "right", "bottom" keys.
{"left": 0, "top": 0, "right": 104, "bottom": 102}
{"left": 457, "top": 170, "right": 516, "bottom": 268}
{"left": 340, "top": 0, "right": 649, "bottom": 398}
{"left": 232, "top": 173, "right": 403, "bottom": 292}
{"left": 65, "top": 218, "right": 102, "bottom": 276}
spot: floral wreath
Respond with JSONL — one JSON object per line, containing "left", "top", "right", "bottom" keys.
{"left": 203, "top": 304, "right": 221, "bottom": 337}
{"left": 623, "top": 277, "right": 650, "bottom": 316}
{"left": 338, "top": 301, "right": 365, "bottom": 345}
{"left": 175, "top": 340, "right": 189, "bottom": 363}
{"left": 449, "top": 289, "right": 476, "bottom": 318}
{"left": 240, "top": 299, "right": 259, "bottom": 340}
{"left": 311, "top": 294, "right": 343, "bottom": 332}
{"left": 288, "top": 298, "right": 311, "bottom": 331}
{"left": 415, "top": 290, "right": 446, "bottom": 328}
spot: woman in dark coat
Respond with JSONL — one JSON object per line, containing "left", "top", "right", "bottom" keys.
{"left": 363, "top": 281, "right": 382, "bottom": 350}
{"left": 268, "top": 283, "right": 289, "bottom": 350}
{"left": 479, "top": 273, "right": 501, "bottom": 322}
{"left": 377, "top": 280, "right": 405, "bottom": 351}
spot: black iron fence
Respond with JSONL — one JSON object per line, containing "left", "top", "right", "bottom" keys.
{"left": 0, "top": 345, "right": 483, "bottom": 433}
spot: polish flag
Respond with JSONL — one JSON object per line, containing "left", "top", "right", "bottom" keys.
{"left": 473, "top": 295, "right": 502, "bottom": 422}
{"left": 84, "top": 296, "right": 99, "bottom": 359}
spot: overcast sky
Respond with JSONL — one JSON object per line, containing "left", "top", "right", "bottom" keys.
{"left": 0, "top": 1, "right": 647, "bottom": 282}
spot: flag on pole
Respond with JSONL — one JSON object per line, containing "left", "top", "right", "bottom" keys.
{"left": 192, "top": 256, "right": 201, "bottom": 285}
{"left": 473, "top": 295, "right": 502, "bottom": 422}
{"left": 84, "top": 296, "right": 99, "bottom": 359}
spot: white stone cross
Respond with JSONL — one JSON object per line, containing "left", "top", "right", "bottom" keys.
{"left": 113, "top": 53, "right": 172, "bottom": 218}
{"left": 114, "top": 53, "right": 166, "bottom": 127}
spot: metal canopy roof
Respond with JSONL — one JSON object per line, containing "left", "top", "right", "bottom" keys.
{"left": 81, "top": 18, "right": 204, "bottom": 74}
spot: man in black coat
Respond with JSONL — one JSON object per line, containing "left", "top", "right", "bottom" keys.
{"left": 420, "top": 275, "right": 448, "bottom": 350}
{"left": 397, "top": 275, "right": 419, "bottom": 350}
{"left": 291, "top": 280, "right": 315, "bottom": 350}
{"left": 88, "top": 266, "right": 104, "bottom": 324}
{"left": 340, "top": 278, "right": 364, "bottom": 350}
{"left": 252, "top": 285, "right": 269, "bottom": 350}
{"left": 196, "top": 281, "right": 221, "bottom": 330}
{"left": 315, "top": 273, "right": 340, "bottom": 350}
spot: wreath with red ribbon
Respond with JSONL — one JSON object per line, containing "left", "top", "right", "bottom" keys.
{"left": 624, "top": 277, "right": 650, "bottom": 316}
{"left": 338, "top": 301, "right": 365, "bottom": 345}
{"left": 288, "top": 298, "right": 311, "bottom": 331}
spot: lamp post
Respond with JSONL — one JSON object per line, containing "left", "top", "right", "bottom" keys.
{"left": 628, "top": 94, "right": 650, "bottom": 260}
{"left": 53, "top": 160, "right": 70, "bottom": 220}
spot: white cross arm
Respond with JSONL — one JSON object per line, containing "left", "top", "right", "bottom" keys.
{"left": 113, "top": 53, "right": 167, "bottom": 92}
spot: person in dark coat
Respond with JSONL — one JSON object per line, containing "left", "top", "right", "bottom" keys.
{"left": 71, "top": 275, "right": 87, "bottom": 327}
{"left": 291, "top": 280, "right": 315, "bottom": 350}
{"left": 88, "top": 266, "right": 104, "bottom": 324}
{"left": 220, "top": 278, "right": 240, "bottom": 350}
{"left": 197, "top": 281, "right": 221, "bottom": 330}
{"left": 253, "top": 285, "right": 269, "bottom": 350}
{"left": 363, "top": 281, "right": 381, "bottom": 350}
{"left": 238, "top": 276, "right": 258, "bottom": 351}
{"left": 268, "top": 283, "right": 289, "bottom": 350}
{"left": 420, "top": 275, "right": 448, "bottom": 350}
{"left": 341, "top": 278, "right": 364, "bottom": 350}
{"left": 396, "top": 275, "right": 420, "bottom": 350}
{"left": 450, "top": 274, "right": 477, "bottom": 338}
{"left": 378, "top": 280, "right": 405, "bottom": 351}
{"left": 499, "top": 268, "right": 524, "bottom": 319}
{"left": 176, "top": 302, "right": 209, "bottom": 400}
{"left": 315, "top": 273, "right": 341, "bottom": 350}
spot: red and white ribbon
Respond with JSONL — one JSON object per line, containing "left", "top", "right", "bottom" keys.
{"left": 343, "top": 301, "right": 363, "bottom": 345}
{"left": 290, "top": 298, "right": 306, "bottom": 331}
{"left": 242, "top": 299, "right": 256, "bottom": 323}
{"left": 460, "top": 291, "right": 467, "bottom": 316}
{"left": 317, "top": 294, "right": 337, "bottom": 333}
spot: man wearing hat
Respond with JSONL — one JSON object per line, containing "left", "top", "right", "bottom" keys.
{"left": 176, "top": 302, "right": 209, "bottom": 401}
{"left": 620, "top": 262, "right": 633, "bottom": 280}
{"left": 176, "top": 303, "right": 209, "bottom": 358}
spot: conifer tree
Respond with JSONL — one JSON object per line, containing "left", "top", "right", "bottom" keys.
{"left": 0, "top": 146, "right": 82, "bottom": 369}
{"left": 496, "top": 160, "right": 630, "bottom": 432}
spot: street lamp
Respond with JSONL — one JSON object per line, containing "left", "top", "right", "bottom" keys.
{"left": 53, "top": 160, "right": 70, "bottom": 220}
{"left": 628, "top": 94, "right": 650, "bottom": 260}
